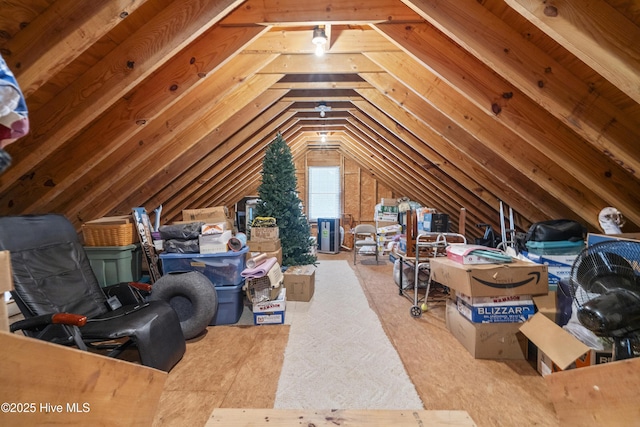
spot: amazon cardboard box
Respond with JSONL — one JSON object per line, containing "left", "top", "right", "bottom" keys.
{"left": 283, "top": 265, "right": 315, "bottom": 302}
{"left": 430, "top": 257, "right": 548, "bottom": 297}
{"left": 445, "top": 300, "right": 527, "bottom": 360}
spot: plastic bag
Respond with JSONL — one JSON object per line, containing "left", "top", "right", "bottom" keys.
{"left": 159, "top": 222, "right": 204, "bottom": 240}
{"left": 163, "top": 238, "right": 200, "bottom": 254}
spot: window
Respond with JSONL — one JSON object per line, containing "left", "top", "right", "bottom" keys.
{"left": 308, "top": 166, "right": 340, "bottom": 221}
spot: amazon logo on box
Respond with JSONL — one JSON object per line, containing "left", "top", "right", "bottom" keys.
{"left": 430, "top": 257, "right": 548, "bottom": 297}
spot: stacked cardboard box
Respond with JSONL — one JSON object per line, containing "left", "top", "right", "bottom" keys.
{"left": 253, "top": 287, "right": 286, "bottom": 325}
{"left": 248, "top": 223, "right": 282, "bottom": 265}
{"left": 430, "top": 257, "right": 548, "bottom": 360}
{"left": 179, "top": 206, "right": 236, "bottom": 254}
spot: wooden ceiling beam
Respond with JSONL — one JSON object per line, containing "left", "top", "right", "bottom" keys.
{"left": 221, "top": 0, "right": 423, "bottom": 25}
{"left": 371, "top": 26, "right": 640, "bottom": 220}
{"left": 1, "top": 0, "right": 150, "bottom": 97}
{"left": 354, "top": 85, "right": 565, "bottom": 228}
{"left": 244, "top": 26, "right": 402, "bottom": 54}
{"left": 124, "top": 97, "right": 296, "bottom": 222}
{"left": 398, "top": 0, "right": 640, "bottom": 180}
{"left": 362, "top": 52, "right": 639, "bottom": 229}
{"left": 349, "top": 103, "right": 506, "bottom": 228}
{"left": 342, "top": 125, "right": 461, "bottom": 222}
{"left": 6, "top": 26, "right": 271, "bottom": 216}
{"left": 155, "top": 102, "right": 297, "bottom": 223}
{"left": 504, "top": 0, "right": 640, "bottom": 104}
{"left": 345, "top": 114, "right": 493, "bottom": 229}
{"left": 0, "top": 0, "right": 247, "bottom": 195}
{"left": 69, "top": 71, "right": 284, "bottom": 226}
{"left": 258, "top": 53, "right": 384, "bottom": 74}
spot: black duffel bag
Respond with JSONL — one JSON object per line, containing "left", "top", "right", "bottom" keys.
{"left": 525, "top": 219, "right": 586, "bottom": 242}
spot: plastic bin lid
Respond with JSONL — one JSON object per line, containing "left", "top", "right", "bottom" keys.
{"left": 159, "top": 245, "right": 248, "bottom": 258}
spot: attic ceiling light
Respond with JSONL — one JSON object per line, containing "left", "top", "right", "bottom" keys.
{"left": 312, "top": 26, "right": 327, "bottom": 57}
{"left": 315, "top": 102, "right": 331, "bottom": 118}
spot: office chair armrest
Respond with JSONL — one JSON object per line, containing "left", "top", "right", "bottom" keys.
{"left": 128, "top": 281, "right": 152, "bottom": 293}
{"left": 10, "top": 313, "right": 87, "bottom": 333}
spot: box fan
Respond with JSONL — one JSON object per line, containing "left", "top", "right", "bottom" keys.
{"left": 569, "top": 240, "right": 640, "bottom": 360}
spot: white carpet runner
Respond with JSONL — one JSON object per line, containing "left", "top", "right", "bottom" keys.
{"left": 274, "top": 260, "right": 424, "bottom": 410}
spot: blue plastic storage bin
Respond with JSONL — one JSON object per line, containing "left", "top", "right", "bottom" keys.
{"left": 211, "top": 281, "right": 245, "bottom": 325}
{"left": 525, "top": 240, "right": 584, "bottom": 255}
{"left": 159, "top": 246, "right": 248, "bottom": 286}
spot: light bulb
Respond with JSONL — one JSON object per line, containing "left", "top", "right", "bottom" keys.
{"left": 315, "top": 43, "right": 325, "bottom": 57}
{"left": 321, "top": 134, "right": 327, "bottom": 143}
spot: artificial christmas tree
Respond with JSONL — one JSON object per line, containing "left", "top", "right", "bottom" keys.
{"left": 255, "top": 133, "right": 317, "bottom": 266}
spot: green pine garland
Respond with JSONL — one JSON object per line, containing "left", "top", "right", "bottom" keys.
{"left": 256, "top": 132, "right": 317, "bottom": 266}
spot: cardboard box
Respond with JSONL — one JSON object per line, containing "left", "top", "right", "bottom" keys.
{"left": 283, "top": 265, "right": 316, "bottom": 302}
{"left": 421, "top": 213, "right": 449, "bottom": 233}
{"left": 201, "top": 222, "right": 227, "bottom": 235}
{"left": 381, "top": 198, "right": 397, "bottom": 206}
{"left": 445, "top": 300, "right": 527, "bottom": 360}
{"left": 522, "top": 251, "right": 578, "bottom": 291}
{"left": 199, "top": 230, "right": 232, "bottom": 254}
{"left": 253, "top": 288, "right": 286, "bottom": 313}
{"left": 532, "top": 291, "right": 559, "bottom": 324}
{"left": 253, "top": 311, "right": 285, "bottom": 325}
{"left": 586, "top": 233, "right": 640, "bottom": 246}
{"left": 430, "top": 257, "right": 548, "bottom": 297}
{"left": 456, "top": 297, "right": 535, "bottom": 323}
{"left": 519, "top": 313, "right": 613, "bottom": 375}
{"left": 250, "top": 226, "right": 279, "bottom": 241}
{"left": 248, "top": 238, "right": 281, "bottom": 253}
{"left": 182, "top": 206, "right": 229, "bottom": 223}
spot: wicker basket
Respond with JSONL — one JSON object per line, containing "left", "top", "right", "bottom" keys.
{"left": 82, "top": 218, "right": 138, "bottom": 246}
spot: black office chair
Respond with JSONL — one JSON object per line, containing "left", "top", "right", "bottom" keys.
{"left": 0, "top": 214, "right": 186, "bottom": 372}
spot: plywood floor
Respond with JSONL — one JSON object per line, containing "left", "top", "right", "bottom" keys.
{"left": 152, "top": 251, "right": 560, "bottom": 427}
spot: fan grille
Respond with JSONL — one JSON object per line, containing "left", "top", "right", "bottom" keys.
{"left": 570, "top": 240, "right": 640, "bottom": 307}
